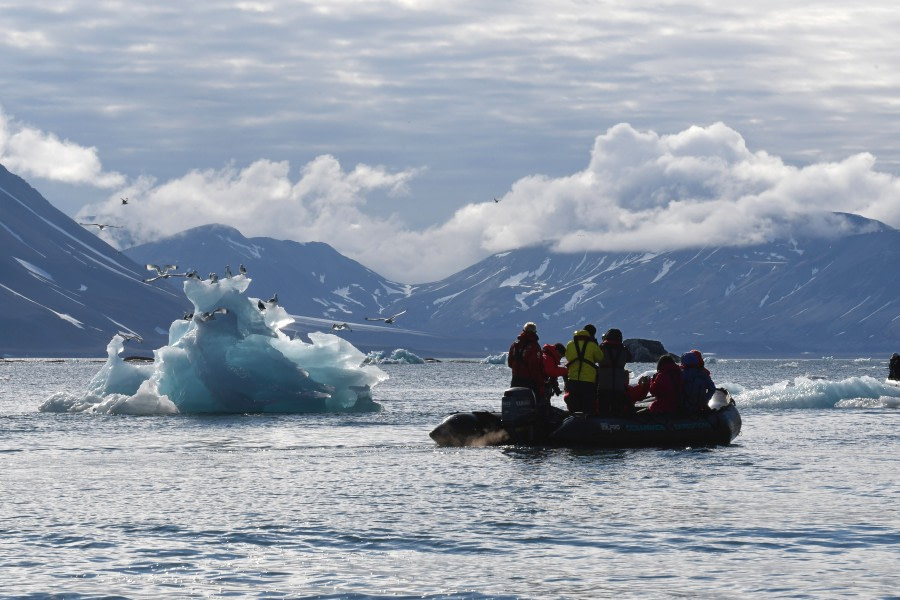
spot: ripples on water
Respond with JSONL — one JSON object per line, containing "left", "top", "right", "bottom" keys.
{"left": 1, "top": 358, "right": 898, "bottom": 598}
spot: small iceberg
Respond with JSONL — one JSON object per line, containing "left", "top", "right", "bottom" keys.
{"left": 364, "top": 348, "right": 425, "bottom": 364}
{"left": 40, "top": 274, "right": 387, "bottom": 415}
{"left": 481, "top": 352, "right": 508, "bottom": 365}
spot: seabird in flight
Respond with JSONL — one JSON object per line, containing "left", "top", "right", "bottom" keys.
{"left": 331, "top": 323, "right": 352, "bottom": 331}
{"left": 117, "top": 331, "right": 143, "bottom": 343}
{"left": 121, "top": 197, "right": 129, "bottom": 205}
{"left": 144, "top": 264, "right": 178, "bottom": 282}
{"left": 80, "top": 222, "right": 122, "bottom": 231}
{"left": 365, "top": 309, "right": 407, "bottom": 324}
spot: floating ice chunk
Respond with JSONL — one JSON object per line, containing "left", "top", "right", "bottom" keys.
{"left": 40, "top": 275, "right": 387, "bottom": 415}
{"left": 733, "top": 375, "right": 900, "bottom": 409}
{"left": 481, "top": 352, "right": 508, "bottom": 365}
{"left": 85, "top": 335, "right": 155, "bottom": 397}
{"left": 364, "top": 348, "right": 425, "bottom": 364}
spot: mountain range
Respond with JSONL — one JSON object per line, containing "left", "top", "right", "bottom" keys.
{"left": 0, "top": 164, "right": 184, "bottom": 357}
{"left": 2, "top": 162, "right": 899, "bottom": 358}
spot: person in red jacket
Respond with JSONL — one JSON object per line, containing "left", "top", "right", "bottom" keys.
{"left": 646, "top": 355, "right": 682, "bottom": 414}
{"left": 507, "top": 322, "right": 545, "bottom": 400}
{"left": 542, "top": 342, "right": 568, "bottom": 401}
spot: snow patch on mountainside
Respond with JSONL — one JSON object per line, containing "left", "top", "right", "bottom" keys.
{"left": 562, "top": 283, "right": 596, "bottom": 312}
{"left": 500, "top": 258, "right": 551, "bottom": 287}
{"left": 332, "top": 286, "right": 365, "bottom": 307}
{"left": 434, "top": 290, "right": 463, "bottom": 306}
{"left": 14, "top": 257, "right": 54, "bottom": 282}
{"left": 221, "top": 234, "right": 264, "bottom": 259}
{"left": 839, "top": 296, "right": 871, "bottom": 319}
{"left": 0, "top": 283, "right": 83, "bottom": 328}
{"left": 650, "top": 259, "right": 676, "bottom": 284}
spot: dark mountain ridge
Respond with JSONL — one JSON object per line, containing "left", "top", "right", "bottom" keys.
{"left": 2, "top": 162, "right": 898, "bottom": 358}
{"left": 0, "top": 164, "right": 184, "bottom": 357}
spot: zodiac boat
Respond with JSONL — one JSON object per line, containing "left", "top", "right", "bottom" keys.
{"left": 429, "top": 387, "right": 742, "bottom": 448}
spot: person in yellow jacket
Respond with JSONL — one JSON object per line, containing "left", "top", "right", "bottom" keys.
{"left": 564, "top": 324, "right": 604, "bottom": 413}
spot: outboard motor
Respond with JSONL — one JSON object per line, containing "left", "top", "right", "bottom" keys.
{"left": 502, "top": 387, "right": 538, "bottom": 444}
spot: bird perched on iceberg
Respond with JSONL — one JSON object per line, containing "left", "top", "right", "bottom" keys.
{"left": 257, "top": 294, "right": 278, "bottom": 311}
{"left": 197, "top": 308, "right": 228, "bottom": 322}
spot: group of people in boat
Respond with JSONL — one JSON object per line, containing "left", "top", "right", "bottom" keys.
{"left": 507, "top": 321, "right": 717, "bottom": 418}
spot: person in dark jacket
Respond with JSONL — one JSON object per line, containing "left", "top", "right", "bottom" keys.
{"left": 564, "top": 325, "right": 604, "bottom": 413}
{"left": 595, "top": 328, "right": 634, "bottom": 415}
{"left": 889, "top": 353, "right": 900, "bottom": 381}
{"left": 507, "top": 322, "right": 545, "bottom": 400}
{"left": 680, "top": 351, "right": 716, "bottom": 413}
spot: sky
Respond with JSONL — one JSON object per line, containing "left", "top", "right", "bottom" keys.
{"left": 2, "top": 0, "right": 900, "bottom": 283}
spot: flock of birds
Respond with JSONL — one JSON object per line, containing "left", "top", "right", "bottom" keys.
{"left": 78, "top": 197, "right": 130, "bottom": 231}
{"left": 84, "top": 192, "right": 409, "bottom": 342}
{"left": 135, "top": 262, "right": 407, "bottom": 342}
{"left": 142, "top": 263, "right": 248, "bottom": 283}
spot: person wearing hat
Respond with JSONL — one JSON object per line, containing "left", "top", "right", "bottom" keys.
{"left": 595, "top": 327, "right": 634, "bottom": 415}
{"left": 507, "top": 322, "right": 545, "bottom": 400}
{"left": 564, "top": 324, "right": 604, "bottom": 413}
{"left": 680, "top": 350, "right": 716, "bottom": 413}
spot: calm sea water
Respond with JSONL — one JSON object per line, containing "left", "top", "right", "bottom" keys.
{"left": 1, "top": 357, "right": 898, "bottom": 599}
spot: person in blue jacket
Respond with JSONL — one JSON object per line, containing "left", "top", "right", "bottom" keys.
{"left": 680, "top": 350, "right": 716, "bottom": 413}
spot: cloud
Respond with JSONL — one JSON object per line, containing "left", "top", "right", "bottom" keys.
{"left": 76, "top": 122, "right": 900, "bottom": 284}
{"left": 450, "top": 122, "right": 900, "bottom": 255}
{"left": 0, "top": 109, "right": 125, "bottom": 188}
{"left": 77, "top": 154, "right": 419, "bottom": 263}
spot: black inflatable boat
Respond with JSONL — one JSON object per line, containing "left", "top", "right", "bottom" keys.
{"left": 429, "top": 387, "right": 742, "bottom": 448}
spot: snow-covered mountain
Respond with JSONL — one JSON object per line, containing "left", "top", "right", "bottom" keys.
{"left": 124, "top": 224, "right": 420, "bottom": 355}
{"left": 3, "top": 162, "right": 898, "bottom": 358}
{"left": 379, "top": 215, "right": 900, "bottom": 357}
{"left": 125, "top": 215, "right": 900, "bottom": 358}
{"left": 0, "top": 164, "right": 185, "bottom": 357}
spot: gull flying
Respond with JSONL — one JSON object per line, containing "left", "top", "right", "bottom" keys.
{"left": 365, "top": 309, "right": 407, "bottom": 324}
{"left": 79, "top": 222, "right": 122, "bottom": 231}
{"left": 144, "top": 264, "right": 179, "bottom": 283}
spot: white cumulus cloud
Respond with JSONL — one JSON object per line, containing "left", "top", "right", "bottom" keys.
{"left": 0, "top": 109, "right": 125, "bottom": 188}
{"left": 73, "top": 122, "right": 900, "bottom": 283}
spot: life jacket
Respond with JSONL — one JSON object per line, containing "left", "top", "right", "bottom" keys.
{"left": 565, "top": 331, "right": 603, "bottom": 383}
{"left": 596, "top": 341, "right": 632, "bottom": 393}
